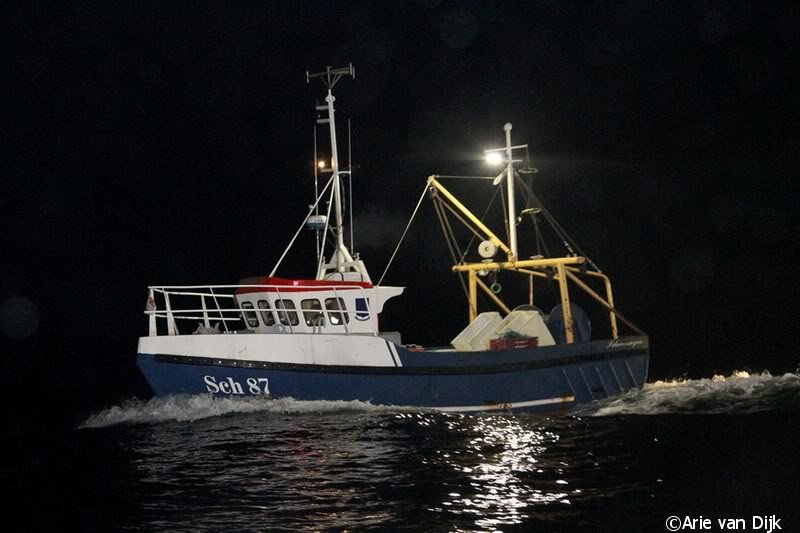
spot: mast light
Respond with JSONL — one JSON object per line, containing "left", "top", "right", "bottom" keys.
{"left": 485, "top": 152, "right": 503, "bottom": 166}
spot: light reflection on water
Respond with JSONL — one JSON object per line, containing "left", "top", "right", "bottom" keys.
{"left": 121, "top": 410, "right": 594, "bottom": 530}
{"left": 130, "top": 414, "right": 412, "bottom": 530}
{"left": 69, "top": 389, "right": 800, "bottom": 530}
{"left": 409, "top": 413, "right": 574, "bottom": 529}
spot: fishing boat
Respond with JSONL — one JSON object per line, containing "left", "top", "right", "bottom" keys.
{"left": 137, "top": 65, "right": 649, "bottom": 413}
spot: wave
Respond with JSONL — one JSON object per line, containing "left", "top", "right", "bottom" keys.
{"left": 80, "top": 395, "right": 409, "bottom": 429}
{"left": 81, "top": 371, "right": 800, "bottom": 428}
{"left": 588, "top": 371, "right": 800, "bottom": 416}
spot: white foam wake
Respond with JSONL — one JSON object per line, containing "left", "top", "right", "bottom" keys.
{"left": 80, "top": 371, "right": 800, "bottom": 427}
{"left": 80, "top": 395, "right": 410, "bottom": 429}
{"left": 590, "top": 371, "right": 800, "bottom": 416}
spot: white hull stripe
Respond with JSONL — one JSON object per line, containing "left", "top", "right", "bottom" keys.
{"left": 386, "top": 342, "right": 402, "bottom": 367}
{"left": 430, "top": 395, "right": 575, "bottom": 412}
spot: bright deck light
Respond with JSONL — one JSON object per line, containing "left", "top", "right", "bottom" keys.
{"left": 318, "top": 160, "right": 327, "bottom": 168}
{"left": 485, "top": 152, "right": 503, "bottom": 166}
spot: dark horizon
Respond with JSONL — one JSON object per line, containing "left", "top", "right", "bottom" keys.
{"left": 3, "top": 1, "right": 799, "bottom": 423}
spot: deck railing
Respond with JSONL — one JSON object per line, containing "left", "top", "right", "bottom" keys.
{"left": 144, "top": 284, "right": 377, "bottom": 337}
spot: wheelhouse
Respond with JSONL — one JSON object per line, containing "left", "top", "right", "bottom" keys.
{"left": 233, "top": 276, "right": 402, "bottom": 335}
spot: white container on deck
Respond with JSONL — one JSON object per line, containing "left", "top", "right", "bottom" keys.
{"left": 489, "top": 310, "right": 556, "bottom": 347}
{"left": 451, "top": 312, "right": 502, "bottom": 351}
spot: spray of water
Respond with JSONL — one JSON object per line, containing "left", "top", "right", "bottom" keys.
{"left": 589, "top": 370, "right": 800, "bottom": 416}
{"left": 80, "top": 371, "right": 800, "bottom": 428}
{"left": 80, "top": 395, "right": 411, "bottom": 429}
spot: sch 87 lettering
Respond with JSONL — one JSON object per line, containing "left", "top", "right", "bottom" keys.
{"left": 204, "top": 376, "right": 270, "bottom": 395}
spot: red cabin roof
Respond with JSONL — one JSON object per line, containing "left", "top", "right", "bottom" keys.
{"left": 235, "top": 276, "right": 373, "bottom": 294}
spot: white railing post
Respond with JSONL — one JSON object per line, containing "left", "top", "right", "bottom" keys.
{"left": 201, "top": 295, "right": 210, "bottom": 327}
{"left": 147, "top": 288, "right": 157, "bottom": 336}
{"left": 163, "top": 291, "right": 177, "bottom": 336}
{"left": 209, "top": 287, "right": 229, "bottom": 333}
{"left": 143, "top": 283, "right": 386, "bottom": 338}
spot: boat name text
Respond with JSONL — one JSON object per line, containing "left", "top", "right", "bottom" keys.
{"left": 204, "top": 375, "right": 270, "bottom": 395}
{"left": 606, "top": 340, "right": 644, "bottom": 350}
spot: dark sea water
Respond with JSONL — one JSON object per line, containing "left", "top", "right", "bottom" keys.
{"left": 17, "top": 372, "right": 800, "bottom": 531}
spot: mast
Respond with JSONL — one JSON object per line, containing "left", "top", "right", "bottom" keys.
{"left": 324, "top": 84, "right": 348, "bottom": 268}
{"left": 307, "top": 64, "right": 370, "bottom": 282}
{"left": 313, "top": 127, "right": 320, "bottom": 265}
{"left": 504, "top": 123, "right": 517, "bottom": 259}
{"left": 484, "top": 123, "right": 526, "bottom": 260}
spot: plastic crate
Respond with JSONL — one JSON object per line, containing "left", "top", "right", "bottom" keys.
{"left": 489, "top": 337, "right": 539, "bottom": 351}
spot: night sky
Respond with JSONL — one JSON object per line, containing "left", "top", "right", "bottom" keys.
{"left": 2, "top": 1, "right": 799, "bottom": 425}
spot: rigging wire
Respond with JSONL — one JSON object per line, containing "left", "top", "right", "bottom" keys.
{"left": 511, "top": 165, "right": 602, "bottom": 272}
{"left": 431, "top": 193, "right": 469, "bottom": 301}
{"left": 438, "top": 199, "right": 491, "bottom": 243}
{"left": 377, "top": 184, "right": 429, "bottom": 286}
{"left": 458, "top": 185, "right": 501, "bottom": 264}
{"left": 270, "top": 174, "right": 335, "bottom": 277}
{"left": 499, "top": 185, "right": 510, "bottom": 246}
{"left": 531, "top": 211, "right": 543, "bottom": 257}
{"left": 441, "top": 200, "right": 484, "bottom": 307}
{"left": 433, "top": 193, "right": 496, "bottom": 309}
{"left": 515, "top": 172, "right": 532, "bottom": 209}
{"left": 529, "top": 190, "right": 602, "bottom": 272}
{"left": 314, "top": 184, "right": 336, "bottom": 278}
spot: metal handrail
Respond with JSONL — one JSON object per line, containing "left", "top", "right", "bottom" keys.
{"left": 148, "top": 284, "right": 376, "bottom": 290}
{"left": 144, "top": 283, "right": 380, "bottom": 337}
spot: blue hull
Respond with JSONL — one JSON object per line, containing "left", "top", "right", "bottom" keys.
{"left": 137, "top": 336, "right": 648, "bottom": 413}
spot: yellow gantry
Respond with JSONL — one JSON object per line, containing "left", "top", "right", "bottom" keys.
{"left": 428, "top": 176, "right": 513, "bottom": 260}
{"left": 427, "top": 175, "right": 627, "bottom": 342}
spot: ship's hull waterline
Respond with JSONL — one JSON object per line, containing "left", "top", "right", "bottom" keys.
{"left": 137, "top": 335, "right": 648, "bottom": 414}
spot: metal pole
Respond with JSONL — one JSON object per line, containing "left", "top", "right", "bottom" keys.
{"left": 428, "top": 177, "right": 512, "bottom": 256}
{"left": 313, "top": 127, "right": 320, "bottom": 265}
{"left": 325, "top": 89, "right": 347, "bottom": 271}
{"left": 528, "top": 274, "right": 533, "bottom": 306}
{"left": 476, "top": 278, "right": 511, "bottom": 315}
{"left": 556, "top": 264, "right": 574, "bottom": 343}
{"left": 504, "top": 123, "right": 517, "bottom": 259}
{"left": 348, "top": 118, "right": 354, "bottom": 252}
{"left": 452, "top": 255, "right": 585, "bottom": 272}
{"left": 602, "top": 275, "right": 619, "bottom": 339}
{"left": 164, "top": 292, "right": 177, "bottom": 336}
{"left": 468, "top": 270, "right": 477, "bottom": 322}
{"left": 315, "top": 184, "right": 336, "bottom": 279}
{"left": 563, "top": 270, "right": 631, "bottom": 339}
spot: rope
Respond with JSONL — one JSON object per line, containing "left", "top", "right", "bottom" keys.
{"left": 377, "top": 184, "right": 429, "bottom": 286}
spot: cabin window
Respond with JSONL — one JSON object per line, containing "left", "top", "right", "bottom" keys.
{"left": 240, "top": 301, "right": 259, "bottom": 328}
{"left": 257, "top": 300, "right": 275, "bottom": 326}
{"left": 354, "top": 297, "right": 370, "bottom": 321}
{"left": 325, "top": 297, "right": 349, "bottom": 325}
{"left": 275, "top": 299, "right": 299, "bottom": 326}
{"left": 301, "top": 299, "right": 325, "bottom": 327}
